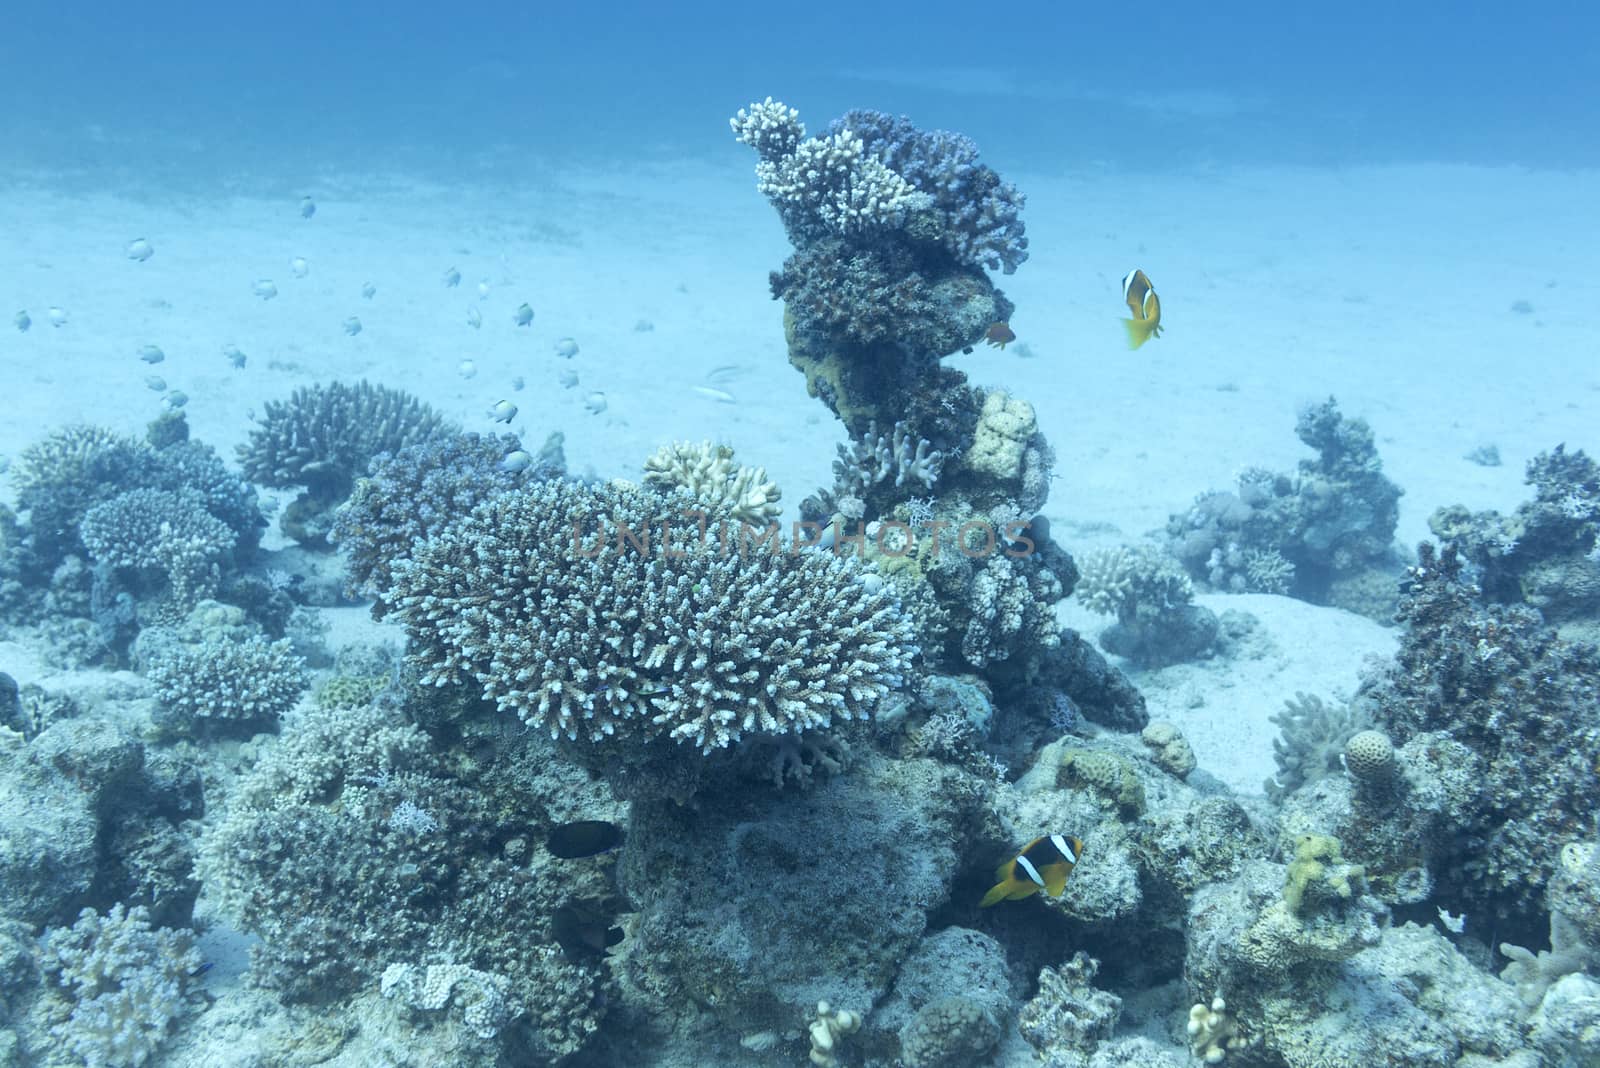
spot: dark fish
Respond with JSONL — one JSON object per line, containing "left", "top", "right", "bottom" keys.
{"left": 551, "top": 904, "right": 625, "bottom": 960}
{"left": 547, "top": 819, "right": 624, "bottom": 859}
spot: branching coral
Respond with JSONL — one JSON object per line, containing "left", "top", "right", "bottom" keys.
{"left": 385, "top": 480, "right": 916, "bottom": 753}
{"left": 332, "top": 431, "right": 554, "bottom": 602}
{"left": 237, "top": 380, "right": 455, "bottom": 498}
{"left": 1264, "top": 692, "right": 1369, "bottom": 802}
{"left": 145, "top": 633, "right": 307, "bottom": 735}
{"left": 81, "top": 489, "right": 236, "bottom": 616}
{"left": 40, "top": 904, "right": 201, "bottom": 1068}
{"left": 642, "top": 440, "right": 782, "bottom": 526}
{"left": 831, "top": 108, "right": 1028, "bottom": 274}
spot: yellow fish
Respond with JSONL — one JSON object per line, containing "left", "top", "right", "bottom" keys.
{"left": 979, "top": 834, "right": 1084, "bottom": 907}
{"left": 1121, "top": 268, "right": 1163, "bottom": 350}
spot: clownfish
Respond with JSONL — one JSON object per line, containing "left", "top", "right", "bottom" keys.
{"left": 1121, "top": 268, "right": 1163, "bottom": 350}
{"left": 979, "top": 833, "right": 1085, "bottom": 907}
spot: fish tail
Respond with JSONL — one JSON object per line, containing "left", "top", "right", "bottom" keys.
{"left": 1122, "top": 317, "right": 1156, "bottom": 350}
{"left": 979, "top": 882, "right": 1012, "bottom": 908}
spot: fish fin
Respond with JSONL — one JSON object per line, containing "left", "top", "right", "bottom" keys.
{"left": 979, "top": 881, "right": 1013, "bottom": 908}
{"left": 1122, "top": 317, "right": 1156, "bottom": 350}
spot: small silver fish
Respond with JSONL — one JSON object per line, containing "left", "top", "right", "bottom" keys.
{"left": 252, "top": 280, "right": 278, "bottom": 301}
{"left": 361, "top": 281, "right": 377, "bottom": 300}
{"left": 138, "top": 345, "right": 165, "bottom": 364}
{"left": 489, "top": 399, "right": 518, "bottom": 423}
{"left": 300, "top": 196, "right": 317, "bottom": 219}
{"left": 511, "top": 375, "right": 525, "bottom": 391}
{"left": 443, "top": 267, "right": 462, "bottom": 287}
{"left": 500, "top": 450, "right": 533, "bottom": 472}
{"left": 165, "top": 390, "right": 188, "bottom": 408}
{"left": 554, "top": 337, "right": 579, "bottom": 359}
{"left": 47, "top": 307, "right": 67, "bottom": 328}
{"left": 466, "top": 307, "right": 482, "bottom": 330}
{"left": 513, "top": 303, "right": 534, "bottom": 327}
{"left": 583, "top": 392, "right": 607, "bottom": 414}
{"left": 126, "top": 238, "right": 154, "bottom": 262}
{"left": 13, "top": 311, "right": 29, "bottom": 332}
{"left": 290, "top": 256, "right": 309, "bottom": 278}
{"left": 558, "top": 369, "right": 579, "bottom": 389}
{"left": 693, "top": 386, "right": 737, "bottom": 404}
{"left": 222, "top": 344, "right": 247, "bottom": 368}
{"left": 145, "top": 375, "right": 167, "bottom": 392}
{"left": 458, "top": 359, "right": 477, "bottom": 379}
{"left": 343, "top": 317, "right": 362, "bottom": 336}
{"left": 477, "top": 280, "right": 491, "bottom": 300}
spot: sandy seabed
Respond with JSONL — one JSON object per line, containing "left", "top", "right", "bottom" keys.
{"left": 2, "top": 156, "right": 1596, "bottom": 793}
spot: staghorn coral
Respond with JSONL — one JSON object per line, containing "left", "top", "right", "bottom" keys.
{"left": 39, "top": 903, "right": 201, "bottom": 1068}
{"left": 332, "top": 431, "right": 558, "bottom": 603}
{"left": 145, "top": 633, "right": 307, "bottom": 735}
{"left": 641, "top": 440, "right": 782, "bottom": 526}
{"left": 754, "top": 128, "right": 930, "bottom": 239}
{"left": 386, "top": 479, "right": 915, "bottom": 754}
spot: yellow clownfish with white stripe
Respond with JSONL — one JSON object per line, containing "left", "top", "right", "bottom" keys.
{"left": 1121, "top": 268, "right": 1163, "bottom": 350}
{"left": 979, "top": 833, "right": 1085, "bottom": 907}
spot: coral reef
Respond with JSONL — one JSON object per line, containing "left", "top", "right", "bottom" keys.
{"left": 81, "top": 488, "right": 236, "bottom": 624}
{"left": 237, "top": 380, "right": 456, "bottom": 546}
{"left": 385, "top": 479, "right": 915, "bottom": 773}
{"left": 641, "top": 439, "right": 781, "bottom": 526}
{"left": 1167, "top": 397, "right": 1403, "bottom": 614}
{"left": 198, "top": 701, "right": 612, "bottom": 1060}
{"left": 1074, "top": 544, "right": 1218, "bottom": 666}
{"left": 1429, "top": 443, "right": 1600, "bottom": 622}
{"left": 144, "top": 632, "right": 307, "bottom": 736}
{"left": 331, "top": 430, "right": 561, "bottom": 604}
{"left": 35, "top": 904, "right": 201, "bottom": 1068}
{"left": 1263, "top": 691, "right": 1369, "bottom": 802}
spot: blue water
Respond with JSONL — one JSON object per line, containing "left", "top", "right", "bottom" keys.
{"left": 4, "top": 1, "right": 1596, "bottom": 186}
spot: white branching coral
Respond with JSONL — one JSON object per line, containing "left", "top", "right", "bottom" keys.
{"left": 41, "top": 904, "right": 201, "bottom": 1068}
{"left": 386, "top": 480, "right": 916, "bottom": 752}
{"left": 642, "top": 440, "right": 782, "bottom": 526}
{"left": 834, "top": 421, "right": 944, "bottom": 497}
{"left": 743, "top": 109, "right": 930, "bottom": 236}
{"left": 729, "top": 96, "right": 805, "bottom": 160}
{"left": 1074, "top": 545, "right": 1194, "bottom": 622}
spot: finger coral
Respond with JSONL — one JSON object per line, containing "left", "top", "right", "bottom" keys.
{"left": 641, "top": 440, "right": 782, "bottom": 526}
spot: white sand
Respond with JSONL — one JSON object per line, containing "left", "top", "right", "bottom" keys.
{"left": 3, "top": 159, "right": 1595, "bottom": 794}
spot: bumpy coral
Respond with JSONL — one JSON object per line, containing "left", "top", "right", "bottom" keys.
{"left": 830, "top": 108, "right": 1028, "bottom": 274}
{"left": 39, "top": 904, "right": 201, "bottom": 1068}
{"left": 145, "top": 634, "right": 307, "bottom": 734}
{"left": 237, "top": 380, "right": 455, "bottom": 497}
{"left": 332, "top": 431, "right": 557, "bottom": 602}
{"left": 641, "top": 440, "right": 782, "bottom": 526}
{"left": 386, "top": 480, "right": 915, "bottom": 753}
